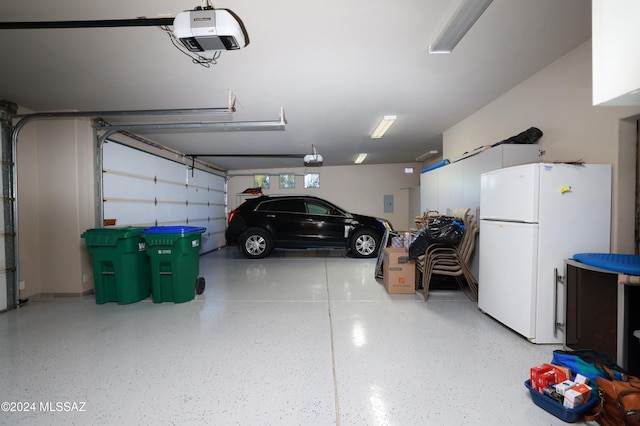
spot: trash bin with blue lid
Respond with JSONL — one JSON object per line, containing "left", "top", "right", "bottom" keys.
{"left": 81, "top": 226, "right": 151, "bottom": 304}
{"left": 143, "top": 226, "right": 206, "bottom": 303}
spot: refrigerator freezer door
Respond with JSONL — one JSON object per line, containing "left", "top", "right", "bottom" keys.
{"left": 537, "top": 163, "right": 612, "bottom": 247}
{"left": 480, "top": 163, "right": 539, "bottom": 222}
{"left": 478, "top": 220, "right": 539, "bottom": 340}
{"left": 533, "top": 163, "right": 612, "bottom": 343}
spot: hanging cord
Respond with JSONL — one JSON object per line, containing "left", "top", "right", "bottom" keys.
{"left": 202, "top": 0, "right": 214, "bottom": 9}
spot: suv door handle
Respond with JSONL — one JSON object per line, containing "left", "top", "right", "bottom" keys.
{"left": 266, "top": 214, "right": 275, "bottom": 218}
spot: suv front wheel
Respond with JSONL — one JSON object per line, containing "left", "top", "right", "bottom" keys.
{"left": 239, "top": 228, "right": 273, "bottom": 259}
{"left": 350, "top": 229, "right": 381, "bottom": 258}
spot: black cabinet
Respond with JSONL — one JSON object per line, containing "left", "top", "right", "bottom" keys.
{"left": 565, "top": 260, "right": 640, "bottom": 376}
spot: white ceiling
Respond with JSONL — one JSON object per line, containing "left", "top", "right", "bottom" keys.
{"left": 0, "top": 0, "right": 591, "bottom": 171}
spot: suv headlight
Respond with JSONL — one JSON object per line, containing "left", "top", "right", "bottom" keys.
{"left": 377, "top": 218, "right": 393, "bottom": 232}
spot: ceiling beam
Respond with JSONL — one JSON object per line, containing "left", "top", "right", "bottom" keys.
{"left": 0, "top": 18, "right": 174, "bottom": 30}
{"left": 95, "top": 120, "right": 286, "bottom": 133}
{"left": 188, "top": 154, "right": 304, "bottom": 158}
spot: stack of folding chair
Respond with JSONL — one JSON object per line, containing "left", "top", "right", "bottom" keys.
{"left": 415, "top": 208, "right": 479, "bottom": 302}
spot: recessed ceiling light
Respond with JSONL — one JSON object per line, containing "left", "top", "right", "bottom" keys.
{"left": 355, "top": 153, "right": 367, "bottom": 164}
{"left": 371, "top": 115, "right": 397, "bottom": 139}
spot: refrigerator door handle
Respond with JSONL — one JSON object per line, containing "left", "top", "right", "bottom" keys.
{"left": 554, "top": 268, "right": 565, "bottom": 336}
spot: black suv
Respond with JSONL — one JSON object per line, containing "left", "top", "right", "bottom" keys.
{"left": 225, "top": 195, "right": 392, "bottom": 259}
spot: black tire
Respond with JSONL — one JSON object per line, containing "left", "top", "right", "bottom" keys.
{"left": 195, "top": 277, "right": 205, "bottom": 295}
{"left": 350, "top": 228, "right": 381, "bottom": 258}
{"left": 239, "top": 228, "right": 273, "bottom": 259}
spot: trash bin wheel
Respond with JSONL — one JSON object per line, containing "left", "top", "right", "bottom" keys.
{"left": 195, "top": 277, "right": 206, "bottom": 295}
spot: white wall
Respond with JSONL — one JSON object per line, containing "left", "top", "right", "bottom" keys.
{"left": 227, "top": 163, "right": 422, "bottom": 231}
{"left": 443, "top": 41, "right": 640, "bottom": 253}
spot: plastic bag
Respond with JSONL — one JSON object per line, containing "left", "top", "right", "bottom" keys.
{"left": 425, "top": 216, "right": 465, "bottom": 245}
{"left": 408, "top": 216, "right": 465, "bottom": 258}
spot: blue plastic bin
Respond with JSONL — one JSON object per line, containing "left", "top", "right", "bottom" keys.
{"left": 524, "top": 380, "right": 598, "bottom": 423}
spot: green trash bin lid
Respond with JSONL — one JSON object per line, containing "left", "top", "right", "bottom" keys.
{"left": 81, "top": 226, "right": 146, "bottom": 247}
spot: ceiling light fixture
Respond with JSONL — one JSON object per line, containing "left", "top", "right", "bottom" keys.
{"left": 415, "top": 150, "right": 439, "bottom": 161}
{"left": 371, "top": 115, "right": 397, "bottom": 139}
{"left": 354, "top": 153, "right": 367, "bottom": 164}
{"left": 429, "top": 0, "right": 493, "bottom": 54}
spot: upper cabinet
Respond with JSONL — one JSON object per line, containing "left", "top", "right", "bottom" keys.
{"left": 592, "top": 0, "right": 640, "bottom": 106}
{"left": 420, "top": 144, "right": 541, "bottom": 216}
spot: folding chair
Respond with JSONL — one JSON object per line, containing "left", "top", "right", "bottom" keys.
{"left": 416, "top": 209, "right": 479, "bottom": 301}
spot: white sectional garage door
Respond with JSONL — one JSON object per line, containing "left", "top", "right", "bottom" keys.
{"left": 102, "top": 141, "right": 226, "bottom": 253}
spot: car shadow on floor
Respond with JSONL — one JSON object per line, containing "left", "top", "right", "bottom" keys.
{"left": 219, "top": 246, "right": 358, "bottom": 259}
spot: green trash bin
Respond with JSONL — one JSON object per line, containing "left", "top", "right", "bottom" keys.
{"left": 143, "top": 226, "right": 206, "bottom": 304}
{"left": 81, "top": 227, "right": 151, "bottom": 304}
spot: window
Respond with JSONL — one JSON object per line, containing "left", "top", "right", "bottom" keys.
{"left": 271, "top": 199, "right": 305, "bottom": 213}
{"left": 279, "top": 174, "right": 295, "bottom": 189}
{"left": 306, "top": 201, "right": 332, "bottom": 215}
{"left": 254, "top": 174, "right": 270, "bottom": 189}
{"left": 256, "top": 200, "right": 275, "bottom": 211}
{"left": 304, "top": 173, "right": 320, "bottom": 188}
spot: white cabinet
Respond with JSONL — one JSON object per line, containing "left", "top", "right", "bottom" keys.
{"left": 592, "top": 0, "right": 640, "bottom": 105}
{"left": 420, "top": 167, "right": 439, "bottom": 215}
{"left": 420, "top": 144, "right": 541, "bottom": 215}
{"left": 419, "top": 144, "right": 542, "bottom": 279}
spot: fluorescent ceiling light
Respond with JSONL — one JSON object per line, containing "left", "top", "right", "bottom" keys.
{"left": 354, "top": 153, "right": 367, "bottom": 164}
{"left": 371, "top": 115, "right": 397, "bottom": 139}
{"left": 415, "top": 150, "right": 439, "bottom": 161}
{"left": 429, "top": 0, "right": 493, "bottom": 54}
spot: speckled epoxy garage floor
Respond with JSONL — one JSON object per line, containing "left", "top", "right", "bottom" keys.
{"left": 0, "top": 248, "right": 567, "bottom": 425}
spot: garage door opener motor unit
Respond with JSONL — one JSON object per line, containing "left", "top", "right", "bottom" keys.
{"left": 173, "top": 8, "right": 249, "bottom": 52}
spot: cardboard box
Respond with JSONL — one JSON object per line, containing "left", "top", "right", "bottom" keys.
{"left": 572, "top": 383, "right": 592, "bottom": 402}
{"left": 555, "top": 380, "right": 576, "bottom": 396}
{"left": 383, "top": 247, "right": 415, "bottom": 294}
{"left": 535, "top": 370, "right": 558, "bottom": 393}
{"left": 544, "top": 363, "right": 571, "bottom": 383}
{"left": 530, "top": 365, "right": 555, "bottom": 392}
{"left": 563, "top": 389, "right": 584, "bottom": 409}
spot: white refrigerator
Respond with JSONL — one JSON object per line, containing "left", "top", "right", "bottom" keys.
{"left": 478, "top": 163, "right": 611, "bottom": 344}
